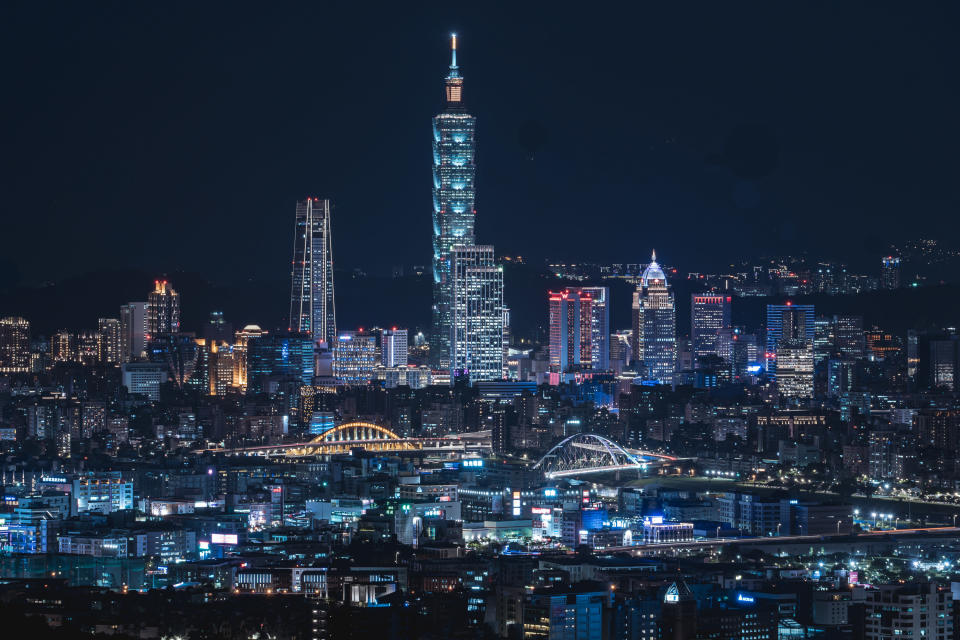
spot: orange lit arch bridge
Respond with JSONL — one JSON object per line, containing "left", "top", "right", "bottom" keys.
{"left": 203, "top": 422, "right": 491, "bottom": 458}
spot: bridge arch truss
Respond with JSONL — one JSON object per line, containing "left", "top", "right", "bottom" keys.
{"left": 533, "top": 433, "right": 647, "bottom": 478}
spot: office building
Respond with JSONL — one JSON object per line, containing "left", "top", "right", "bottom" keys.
{"left": 929, "top": 335, "right": 960, "bottom": 391}
{"left": 691, "top": 294, "right": 732, "bottom": 366}
{"left": 97, "top": 318, "right": 122, "bottom": 364}
{"left": 380, "top": 328, "right": 408, "bottom": 367}
{"left": 120, "top": 301, "right": 148, "bottom": 362}
{"left": 578, "top": 286, "right": 609, "bottom": 371}
{"left": 333, "top": 331, "right": 378, "bottom": 384}
{"left": 523, "top": 584, "right": 612, "bottom": 640}
{"left": 289, "top": 197, "right": 337, "bottom": 346}
{"left": 121, "top": 362, "right": 169, "bottom": 401}
{"left": 451, "top": 245, "right": 504, "bottom": 383}
{"left": 147, "top": 280, "right": 180, "bottom": 340}
{"left": 548, "top": 288, "right": 593, "bottom": 373}
{"left": 777, "top": 339, "right": 814, "bottom": 399}
{"left": 233, "top": 324, "right": 265, "bottom": 391}
{"left": 827, "top": 357, "right": 855, "bottom": 398}
{"left": 246, "top": 333, "right": 315, "bottom": 392}
{"left": 207, "top": 341, "right": 235, "bottom": 396}
{"left": 0, "top": 316, "right": 31, "bottom": 373}
{"left": 881, "top": 255, "right": 901, "bottom": 290}
{"left": 431, "top": 34, "right": 477, "bottom": 370}
{"left": 833, "top": 315, "right": 865, "bottom": 359}
{"left": 631, "top": 251, "right": 676, "bottom": 384}
{"left": 660, "top": 579, "right": 698, "bottom": 640}
{"left": 765, "top": 303, "right": 814, "bottom": 377}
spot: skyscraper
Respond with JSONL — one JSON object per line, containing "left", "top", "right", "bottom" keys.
{"left": 0, "top": 317, "right": 30, "bottom": 373}
{"left": 881, "top": 255, "right": 901, "bottom": 289}
{"left": 97, "top": 318, "right": 122, "bottom": 364}
{"left": 549, "top": 288, "right": 593, "bottom": 373}
{"left": 431, "top": 34, "right": 477, "bottom": 370}
{"left": 579, "top": 286, "right": 610, "bottom": 371}
{"left": 289, "top": 198, "right": 336, "bottom": 346}
{"left": 450, "top": 245, "right": 503, "bottom": 383}
{"left": 765, "top": 303, "right": 815, "bottom": 377}
{"left": 380, "top": 328, "right": 408, "bottom": 368}
{"left": 631, "top": 251, "right": 676, "bottom": 384}
{"left": 120, "top": 302, "right": 148, "bottom": 362}
{"left": 147, "top": 280, "right": 180, "bottom": 340}
{"left": 691, "top": 294, "right": 732, "bottom": 367}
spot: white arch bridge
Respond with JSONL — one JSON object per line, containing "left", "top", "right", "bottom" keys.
{"left": 532, "top": 433, "right": 678, "bottom": 478}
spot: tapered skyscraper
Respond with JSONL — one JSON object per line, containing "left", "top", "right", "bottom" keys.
{"left": 431, "top": 34, "right": 477, "bottom": 370}
{"left": 289, "top": 198, "right": 336, "bottom": 346}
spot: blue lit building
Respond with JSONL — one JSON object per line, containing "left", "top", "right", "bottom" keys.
{"left": 764, "top": 303, "right": 815, "bottom": 378}
{"left": 246, "top": 333, "right": 314, "bottom": 393}
{"left": 431, "top": 34, "right": 477, "bottom": 370}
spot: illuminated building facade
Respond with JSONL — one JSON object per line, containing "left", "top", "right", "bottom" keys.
{"left": 450, "top": 245, "right": 503, "bottom": 383}
{"left": 631, "top": 251, "right": 676, "bottom": 384}
{"left": 380, "top": 328, "right": 408, "bottom": 367}
{"left": 246, "top": 333, "right": 315, "bottom": 393}
{"left": 333, "top": 331, "right": 378, "bottom": 385}
{"left": 777, "top": 339, "right": 814, "bottom": 399}
{"left": 765, "top": 303, "right": 814, "bottom": 377}
{"left": 691, "top": 294, "right": 732, "bottom": 366}
{"left": 232, "top": 324, "right": 265, "bottom": 391}
{"left": 97, "top": 318, "right": 122, "bottom": 364}
{"left": 289, "top": 198, "right": 336, "bottom": 346}
{"left": 431, "top": 34, "right": 477, "bottom": 370}
{"left": 147, "top": 280, "right": 180, "bottom": 340}
{"left": 0, "top": 317, "right": 31, "bottom": 373}
{"left": 548, "top": 288, "right": 593, "bottom": 372}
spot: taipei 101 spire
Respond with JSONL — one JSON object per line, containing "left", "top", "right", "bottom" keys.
{"left": 431, "top": 33, "right": 477, "bottom": 370}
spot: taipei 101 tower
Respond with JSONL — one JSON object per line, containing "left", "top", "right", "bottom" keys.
{"left": 430, "top": 34, "right": 477, "bottom": 370}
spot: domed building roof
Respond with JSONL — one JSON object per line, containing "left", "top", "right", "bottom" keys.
{"left": 641, "top": 249, "right": 667, "bottom": 287}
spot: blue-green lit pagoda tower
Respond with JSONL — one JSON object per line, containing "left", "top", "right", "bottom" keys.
{"left": 431, "top": 34, "right": 477, "bottom": 370}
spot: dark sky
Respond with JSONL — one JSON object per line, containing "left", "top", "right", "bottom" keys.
{"left": 3, "top": 3, "right": 958, "bottom": 285}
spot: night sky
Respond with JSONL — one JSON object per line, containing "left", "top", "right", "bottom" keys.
{"left": 3, "top": 3, "right": 958, "bottom": 285}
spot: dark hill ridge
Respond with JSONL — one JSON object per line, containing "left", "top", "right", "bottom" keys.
{"left": 1, "top": 265, "right": 958, "bottom": 342}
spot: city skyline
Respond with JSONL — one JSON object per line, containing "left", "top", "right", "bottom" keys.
{"left": 4, "top": 8, "right": 960, "bottom": 639}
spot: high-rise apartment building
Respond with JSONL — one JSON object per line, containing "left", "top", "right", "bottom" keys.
{"left": 765, "top": 303, "right": 814, "bottom": 377}
{"left": 51, "top": 330, "right": 76, "bottom": 363}
{"left": 289, "top": 197, "right": 336, "bottom": 346}
{"left": 380, "top": 328, "right": 408, "bottom": 368}
{"left": 881, "top": 255, "right": 901, "bottom": 289}
{"left": 548, "top": 288, "right": 593, "bottom": 373}
{"left": 450, "top": 245, "right": 503, "bottom": 383}
{"left": 120, "top": 302, "right": 148, "bottom": 362}
{"left": 691, "top": 294, "right": 732, "bottom": 367}
{"left": 147, "top": 280, "right": 180, "bottom": 340}
{"left": 431, "top": 35, "right": 477, "bottom": 371}
{"left": 863, "top": 583, "right": 953, "bottom": 640}
{"left": 0, "top": 317, "right": 30, "bottom": 373}
{"left": 631, "top": 251, "right": 676, "bottom": 384}
{"left": 97, "top": 318, "right": 122, "bottom": 364}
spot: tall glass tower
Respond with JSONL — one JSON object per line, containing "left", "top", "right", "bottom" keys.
{"left": 631, "top": 251, "right": 677, "bottom": 385}
{"left": 431, "top": 34, "right": 477, "bottom": 370}
{"left": 289, "top": 198, "right": 337, "bottom": 346}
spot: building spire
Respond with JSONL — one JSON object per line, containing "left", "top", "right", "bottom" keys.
{"left": 651, "top": 249, "right": 657, "bottom": 262}
{"left": 444, "top": 33, "right": 464, "bottom": 104}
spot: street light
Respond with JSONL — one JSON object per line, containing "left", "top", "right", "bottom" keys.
{"left": 777, "top": 523, "right": 782, "bottom": 537}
